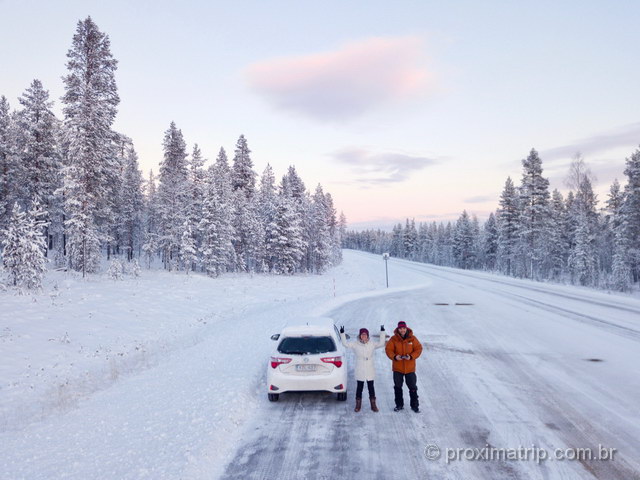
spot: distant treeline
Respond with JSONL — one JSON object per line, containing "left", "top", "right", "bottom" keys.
{"left": 344, "top": 149, "right": 640, "bottom": 292}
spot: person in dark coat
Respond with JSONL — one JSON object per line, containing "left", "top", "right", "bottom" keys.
{"left": 385, "top": 321, "right": 423, "bottom": 412}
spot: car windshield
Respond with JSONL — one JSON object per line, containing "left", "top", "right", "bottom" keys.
{"left": 278, "top": 336, "right": 336, "bottom": 355}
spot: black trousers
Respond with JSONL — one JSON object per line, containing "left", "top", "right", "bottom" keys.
{"left": 356, "top": 380, "right": 375, "bottom": 399}
{"left": 393, "top": 371, "right": 418, "bottom": 409}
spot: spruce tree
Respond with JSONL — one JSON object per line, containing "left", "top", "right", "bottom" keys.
{"left": 310, "top": 184, "right": 331, "bottom": 272}
{"left": 497, "top": 177, "right": 520, "bottom": 275}
{"left": 120, "top": 146, "right": 144, "bottom": 261}
{"left": 1, "top": 199, "right": 48, "bottom": 290}
{"left": 622, "top": 148, "right": 640, "bottom": 282}
{"left": 157, "top": 122, "right": 188, "bottom": 270}
{"left": 61, "top": 17, "right": 120, "bottom": 275}
{"left": 517, "top": 148, "right": 551, "bottom": 279}
{"left": 231, "top": 135, "right": 256, "bottom": 197}
{"left": 0, "top": 96, "right": 12, "bottom": 230}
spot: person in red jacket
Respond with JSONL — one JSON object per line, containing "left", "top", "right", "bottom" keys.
{"left": 385, "top": 321, "right": 423, "bottom": 412}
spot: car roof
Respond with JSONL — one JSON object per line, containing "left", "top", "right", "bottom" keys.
{"left": 280, "top": 317, "right": 337, "bottom": 337}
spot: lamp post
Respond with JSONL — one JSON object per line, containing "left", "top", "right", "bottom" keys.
{"left": 382, "top": 252, "right": 389, "bottom": 288}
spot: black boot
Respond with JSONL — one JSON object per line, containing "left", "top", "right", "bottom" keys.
{"left": 409, "top": 389, "right": 419, "bottom": 413}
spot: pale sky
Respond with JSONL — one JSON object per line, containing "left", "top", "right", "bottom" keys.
{"left": 2, "top": 0, "right": 639, "bottom": 229}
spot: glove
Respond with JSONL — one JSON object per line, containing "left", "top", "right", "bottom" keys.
{"left": 380, "top": 325, "right": 385, "bottom": 331}
{"left": 339, "top": 326, "right": 344, "bottom": 334}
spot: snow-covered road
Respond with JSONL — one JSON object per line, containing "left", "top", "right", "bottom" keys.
{"left": 220, "top": 252, "right": 640, "bottom": 480}
{"left": 2, "top": 250, "right": 639, "bottom": 479}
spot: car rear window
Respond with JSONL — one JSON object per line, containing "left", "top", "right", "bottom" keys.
{"left": 278, "top": 336, "right": 336, "bottom": 355}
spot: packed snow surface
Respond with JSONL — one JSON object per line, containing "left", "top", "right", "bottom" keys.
{"left": 1, "top": 250, "right": 639, "bottom": 479}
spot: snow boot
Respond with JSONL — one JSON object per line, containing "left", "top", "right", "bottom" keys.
{"left": 354, "top": 398, "right": 362, "bottom": 412}
{"left": 394, "top": 406, "right": 404, "bottom": 412}
{"left": 370, "top": 397, "right": 379, "bottom": 412}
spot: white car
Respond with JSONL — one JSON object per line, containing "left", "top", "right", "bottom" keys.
{"left": 267, "top": 317, "right": 348, "bottom": 402}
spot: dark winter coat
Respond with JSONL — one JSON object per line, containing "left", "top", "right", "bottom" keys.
{"left": 385, "top": 327, "right": 423, "bottom": 374}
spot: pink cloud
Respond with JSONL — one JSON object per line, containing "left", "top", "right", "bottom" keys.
{"left": 245, "top": 36, "right": 432, "bottom": 121}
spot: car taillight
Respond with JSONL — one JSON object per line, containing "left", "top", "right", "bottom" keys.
{"left": 321, "top": 356, "right": 342, "bottom": 368}
{"left": 270, "top": 357, "right": 292, "bottom": 369}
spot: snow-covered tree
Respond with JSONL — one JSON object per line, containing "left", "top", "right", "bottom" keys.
{"left": 605, "top": 179, "right": 631, "bottom": 291}
{"left": 453, "top": 210, "right": 476, "bottom": 269}
{"left": 310, "top": 184, "right": 331, "bottom": 273}
{"left": 622, "top": 148, "right": 640, "bottom": 282}
{"left": 142, "top": 170, "right": 159, "bottom": 268}
{"left": 231, "top": 135, "right": 256, "bottom": 197}
{"left": 199, "top": 148, "right": 235, "bottom": 276}
{"left": 119, "top": 146, "right": 144, "bottom": 261}
{"left": 481, "top": 212, "right": 499, "bottom": 271}
{"left": 0, "top": 96, "right": 12, "bottom": 229}
{"left": 259, "top": 164, "right": 279, "bottom": 272}
{"left": 13, "top": 80, "right": 61, "bottom": 218}
{"left": 517, "top": 148, "right": 551, "bottom": 279}
{"left": 497, "top": 177, "right": 520, "bottom": 276}
{"left": 157, "top": 122, "right": 188, "bottom": 270}
{"left": 1, "top": 200, "right": 48, "bottom": 291}
{"left": 272, "top": 195, "right": 305, "bottom": 274}
{"left": 179, "top": 219, "right": 197, "bottom": 273}
{"left": 61, "top": 17, "right": 120, "bottom": 275}
{"left": 547, "top": 189, "right": 569, "bottom": 280}
{"left": 568, "top": 177, "right": 599, "bottom": 286}
{"left": 403, "top": 219, "right": 418, "bottom": 260}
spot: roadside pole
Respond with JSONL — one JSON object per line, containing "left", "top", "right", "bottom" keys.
{"left": 382, "top": 253, "right": 389, "bottom": 288}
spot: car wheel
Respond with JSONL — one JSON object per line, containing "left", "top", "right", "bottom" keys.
{"left": 268, "top": 393, "right": 279, "bottom": 402}
{"left": 337, "top": 392, "right": 347, "bottom": 401}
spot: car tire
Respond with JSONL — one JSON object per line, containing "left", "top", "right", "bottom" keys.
{"left": 337, "top": 392, "right": 347, "bottom": 401}
{"left": 268, "top": 393, "right": 279, "bottom": 402}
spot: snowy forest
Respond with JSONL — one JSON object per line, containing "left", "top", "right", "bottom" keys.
{"left": 345, "top": 149, "right": 640, "bottom": 292}
{"left": 0, "top": 17, "right": 345, "bottom": 291}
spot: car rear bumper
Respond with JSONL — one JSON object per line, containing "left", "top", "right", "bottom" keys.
{"left": 267, "top": 368, "right": 347, "bottom": 393}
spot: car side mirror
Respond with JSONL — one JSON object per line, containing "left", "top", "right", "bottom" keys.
{"left": 270, "top": 334, "right": 280, "bottom": 341}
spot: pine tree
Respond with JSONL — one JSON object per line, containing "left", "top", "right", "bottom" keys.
{"left": 272, "top": 195, "right": 305, "bottom": 274}
{"left": 199, "top": 148, "right": 235, "bottom": 276}
{"left": 231, "top": 135, "right": 256, "bottom": 197}
{"left": 259, "top": 164, "right": 279, "bottom": 272}
{"left": 547, "top": 189, "right": 569, "bottom": 280}
{"left": 482, "top": 212, "right": 499, "bottom": 270}
{"left": 324, "top": 192, "right": 341, "bottom": 264}
{"left": 280, "top": 166, "right": 310, "bottom": 271}
{"left": 622, "top": 148, "right": 640, "bottom": 282}
{"left": 453, "top": 210, "right": 475, "bottom": 269}
{"left": 568, "top": 177, "right": 599, "bottom": 286}
{"left": 0, "top": 96, "right": 12, "bottom": 229}
{"left": 403, "top": 219, "right": 418, "bottom": 260}
{"left": 1, "top": 200, "right": 48, "bottom": 290}
{"left": 179, "top": 219, "right": 197, "bottom": 273}
{"left": 517, "top": 148, "right": 551, "bottom": 279}
{"left": 120, "top": 146, "right": 144, "bottom": 261}
{"left": 157, "top": 122, "right": 189, "bottom": 270}
{"left": 497, "top": 177, "right": 520, "bottom": 275}
{"left": 13, "top": 80, "right": 61, "bottom": 217}
{"left": 187, "top": 143, "right": 206, "bottom": 267}
{"left": 142, "top": 170, "right": 159, "bottom": 268}
{"left": 606, "top": 179, "right": 631, "bottom": 290}
{"left": 61, "top": 17, "right": 120, "bottom": 275}
{"left": 310, "top": 184, "right": 331, "bottom": 273}
{"left": 390, "top": 223, "right": 403, "bottom": 258}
